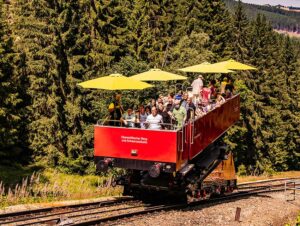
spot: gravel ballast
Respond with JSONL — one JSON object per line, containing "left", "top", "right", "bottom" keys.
{"left": 114, "top": 193, "right": 300, "bottom": 226}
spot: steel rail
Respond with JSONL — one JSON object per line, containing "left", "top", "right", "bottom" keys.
{"left": 237, "top": 177, "right": 300, "bottom": 186}
{"left": 0, "top": 197, "right": 134, "bottom": 225}
{"left": 21, "top": 203, "right": 148, "bottom": 226}
{"left": 238, "top": 182, "right": 300, "bottom": 191}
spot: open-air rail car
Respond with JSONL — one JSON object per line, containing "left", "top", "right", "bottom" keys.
{"left": 94, "top": 95, "right": 240, "bottom": 202}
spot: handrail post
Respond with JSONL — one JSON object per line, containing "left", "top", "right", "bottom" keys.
{"left": 189, "top": 108, "right": 195, "bottom": 145}
{"left": 293, "top": 181, "right": 296, "bottom": 201}
{"left": 181, "top": 125, "right": 184, "bottom": 152}
{"left": 285, "top": 181, "right": 287, "bottom": 201}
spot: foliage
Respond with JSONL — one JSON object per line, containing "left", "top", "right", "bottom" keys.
{"left": 0, "top": 169, "right": 122, "bottom": 208}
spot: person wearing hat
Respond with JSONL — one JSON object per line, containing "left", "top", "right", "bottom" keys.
{"left": 220, "top": 77, "right": 228, "bottom": 94}
{"left": 191, "top": 74, "right": 203, "bottom": 100}
{"left": 108, "top": 93, "right": 123, "bottom": 126}
{"left": 169, "top": 99, "right": 186, "bottom": 129}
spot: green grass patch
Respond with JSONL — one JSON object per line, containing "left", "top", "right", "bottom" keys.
{"left": 0, "top": 166, "right": 122, "bottom": 208}
{"left": 237, "top": 171, "right": 300, "bottom": 183}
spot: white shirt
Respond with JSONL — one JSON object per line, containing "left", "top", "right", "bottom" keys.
{"left": 146, "top": 114, "right": 163, "bottom": 130}
{"left": 139, "top": 112, "right": 148, "bottom": 128}
{"left": 191, "top": 78, "right": 203, "bottom": 95}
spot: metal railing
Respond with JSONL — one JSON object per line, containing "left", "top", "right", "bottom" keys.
{"left": 96, "top": 119, "right": 180, "bottom": 131}
{"left": 285, "top": 180, "right": 300, "bottom": 201}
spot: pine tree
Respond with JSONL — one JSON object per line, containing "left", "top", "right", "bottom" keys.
{"left": 55, "top": 0, "right": 95, "bottom": 172}
{"left": 230, "top": 0, "right": 251, "bottom": 61}
{"left": 12, "top": 0, "right": 67, "bottom": 166}
{"left": 0, "top": 0, "right": 22, "bottom": 159}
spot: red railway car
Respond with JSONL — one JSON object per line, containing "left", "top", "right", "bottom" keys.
{"left": 94, "top": 95, "right": 240, "bottom": 202}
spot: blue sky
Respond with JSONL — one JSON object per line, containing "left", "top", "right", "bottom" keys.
{"left": 240, "top": 0, "right": 300, "bottom": 7}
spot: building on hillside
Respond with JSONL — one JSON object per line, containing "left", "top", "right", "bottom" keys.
{"left": 277, "top": 5, "right": 300, "bottom": 13}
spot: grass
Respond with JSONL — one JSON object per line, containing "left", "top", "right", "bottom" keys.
{"left": 0, "top": 165, "right": 122, "bottom": 208}
{"left": 237, "top": 171, "right": 300, "bottom": 183}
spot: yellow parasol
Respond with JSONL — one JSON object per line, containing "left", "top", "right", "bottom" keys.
{"left": 130, "top": 68, "right": 187, "bottom": 81}
{"left": 178, "top": 62, "right": 234, "bottom": 73}
{"left": 78, "top": 73, "right": 153, "bottom": 90}
{"left": 211, "top": 59, "right": 257, "bottom": 70}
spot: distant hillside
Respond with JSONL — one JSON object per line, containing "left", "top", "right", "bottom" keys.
{"left": 224, "top": 0, "right": 300, "bottom": 34}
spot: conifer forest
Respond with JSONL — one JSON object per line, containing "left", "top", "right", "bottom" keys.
{"left": 0, "top": 0, "right": 299, "bottom": 175}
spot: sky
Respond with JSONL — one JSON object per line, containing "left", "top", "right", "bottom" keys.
{"left": 240, "top": 0, "right": 300, "bottom": 7}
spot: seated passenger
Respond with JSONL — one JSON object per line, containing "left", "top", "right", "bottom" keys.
{"left": 136, "top": 105, "right": 148, "bottom": 129}
{"left": 169, "top": 100, "right": 186, "bottom": 129}
{"left": 225, "top": 90, "right": 232, "bottom": 99}
{"left": 195, "top": 106, "right": 206, "bottom": 117}
{"left": 157, "top": 97, "right": 163, "bottom": 105}
{"left": 209, "top": 79, "right": 217, "bottom": 99}
{"left": 203, "top": 101, "right": 213, "bottom": 113}
{"left": 149, "top": 98, "right": 156, "bottom": 108}
{"left": 186, "top": 97, "right": 196, "bottom": 121}
{"left": 225, "top": 78, "right": 235, "bottom": 97}
{"left": 158, "top": 104, "right": 171, "bottom": 129}
{"left": 145, "top": 105, "right": 151, "bottom": 115}
{"left": 216, "top": 93, "right": 225, "bottom": 107}
{"left": 145, "top": 106, "right": 163, "bottom": 130}
{"left": 120, "top": 107, "right": 136, "bottom": 127}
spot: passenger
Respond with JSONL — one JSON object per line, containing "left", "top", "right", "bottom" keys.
{"left": 157, "top": 102, "right": 164, "bottom": 114}
{"left": 108, "top": 93, "right": 123, "bottom": 126}
{"left": 136, "top": 105, "right": 148, "bottom": 129}
{"left": 165, "top": 95, "right": 175, "bottom": 112}
{"left": 216, "top": 93, "right": 226, "bottom": 107}
{"left": 203, "top": 102, "right": 213, "bottom": 113}
{"left": 157, "top": 97, "right": 163, "bottom": 105}
{"left": 176, "top": 90, "right": 183, "bottom": 100}
{"left": 201, "top": 87, "right": 211, "bottom": 105}
{"left": 225, "top": 90, "right": 232, "bottom": 99}
{"left": 186, "top": 97, "right": 196, "bottom": 121}
{"left": 169, "top": 100, "right": 186, "bottom": 129}
{"left": 225, "top": 78, "right": 235, "bottom": 96}
{"left": 220, "top": 77, "right": 228, "bottom": 94}
{"left": 191, "top": 74, "right": 203, "bottom": 100}
{"left": 145, "top": 106, "right": 163, "bottom": 130}
{"left": 168, "top": 92, "right": 174, "bottom": 99}
{"left": 120, "top": 106, "right": 136, "bottom": 128}
{"left": 209, "top": 79, "right": 217, "bottom": 99}
{"left": 158, "top": 104, "right": 171, "bottom": 129}
{"left": 145, "top": 105, "right": 151, "bottom": 115}
{"left": 149, "top": 98, "right": 156, "bottom": 108}
{"left": 181, "top": 92, "right": 189, "bottom": 109}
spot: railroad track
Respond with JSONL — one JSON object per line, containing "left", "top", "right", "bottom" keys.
{"left": 1, "top": 178, "right": 298, "bottom": 226}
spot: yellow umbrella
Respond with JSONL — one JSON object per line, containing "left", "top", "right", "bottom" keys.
{"left": 130, "top": 68, "right": 187, "bottom": 81}
{"left": 211, "top": 59, "right": 257, "bottom": 70}
{"left": 78, "top": 73, "right": 153, "bottom": 90}
{"left": 178, "top": 62, "right": 234, "bottom": 73}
